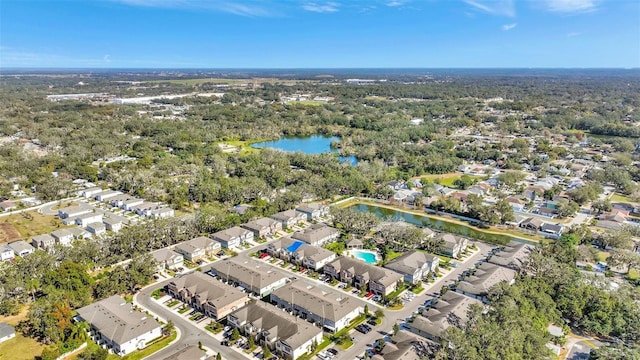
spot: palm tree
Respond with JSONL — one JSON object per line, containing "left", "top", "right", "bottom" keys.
{"left": 374, "top": 309, "right": 385, "bottom": 319}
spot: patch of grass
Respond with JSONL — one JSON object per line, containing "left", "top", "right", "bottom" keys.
{"left": 2, "top": 210, "right": 71, "bottom": 241}
{"left": 388, "top": 304, "right": 404, "bottom": 310}
{"left": 386, "top": 283, "right": 408, "bottom": 300}
{"left": 178, "top": 306, "right": 190, "bottom": 314}
{"left": 337, "top": 339, "right": 353, "bottom": 350}
{"left": 411, "top": 286, "right": 424, "bottom": 294}
{"left": 597, "top": 251, "right": 610, "bottom": 262}
{"left": 628, "top": 268, "right": 639, "bottom": 280}
{"left": 0, "top": 332, "right": 46, "bottom": 360}
{"left": 122, "top": 331, "right": 177, "bottom": 360}
{"left": 610, "top": 193, "right": 636, "bottom": 203}
{"left": 385, "top": 250, "right": 403, "bottom": 262}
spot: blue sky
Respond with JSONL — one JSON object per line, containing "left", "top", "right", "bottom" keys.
{"left": 1, "top": 0, "right": 638, "bottom": 68}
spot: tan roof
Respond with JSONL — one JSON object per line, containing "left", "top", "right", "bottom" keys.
{"left": 384, "top": 251, "right": 439, "bottom": 276}
{"left": 210, "top": 258, "right": 287, "bottom": 292}
{"left": 327, "top": 257, "right": 402, "bottom": 287}
{"left": 169, "top": 272, "right": 246, "bottom": 309}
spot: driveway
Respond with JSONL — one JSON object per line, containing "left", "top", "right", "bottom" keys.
{"left": 566, "top": 341, "right": 592, "bottom": 360}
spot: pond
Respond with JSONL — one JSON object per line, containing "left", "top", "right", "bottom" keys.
{"left": 349, "top": 203, "right": 536, "bottom": 246}
{"left": 251, "top": 135, "right": 357, "bottom": 165}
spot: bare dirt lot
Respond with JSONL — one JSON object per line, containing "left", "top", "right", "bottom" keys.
{"left": 0, "top": 223, "right": 22, "bottom": 243}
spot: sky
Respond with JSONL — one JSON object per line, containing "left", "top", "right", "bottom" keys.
{"left": 0, "top": 0, "right": 638, "bottom": 68}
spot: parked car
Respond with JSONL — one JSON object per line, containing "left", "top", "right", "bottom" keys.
{"left": 367, "top": 319, "right": 377, "bottom": 326}
{"left": 327, "top": 349, "right": 338, "bottom": 356}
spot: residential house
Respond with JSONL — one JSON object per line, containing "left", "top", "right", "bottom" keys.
{"left": 32, "top": 234, "right": 56, "bottom": 250}
{"left": 121, "top": 198, "right": 145, "bottom": 211}
{"left": 58, "top": 204, "right": 92, "bottom": 219}
{"left": 270, "top": 210, "right": 307, "bottom": 228}
{"left": 150, "top": 207, "right": 174, "bottom": 219}
{"left": 75, "top": 213, "right": 103, "bottom": 227}
{"left": 227, "top": 301, "right": 323, "bottom": 360}
{"left": 0, "top": 323, "right": 16, "bottom": 344}
{"left": 167, "top": 272, "right": 248, "bottom": 320}
{"left": 242, "top": 218, "right": 282, "bottom": 238}
{"left": 296, "top": 203, "right": 330, "bottom": 221}
{"left": 75, "top": 295, "right": 162, "bottom": 356}
{"left": 488, "top": 243, "right": 532, "bottom": 270}
{"left": 51, "top": 229, "right": 74, "bottom": 246}
{"left": 520, "top": 217, "right": 544, "bottom": 231}
{"left": 541, "top": 222, "right": 564, "bottom": 236}
{"left": 0, "top": 201, "right": 17, "bottom": 212}
{"left": 174, "top": 236, "right": 221, "bottom": 262}
{"left": 209, "top": 258, "right": 288, "bottom": 297}
{"left": 384, "top": 251, "right": 440, "bottom": 284}
{"left": 87, "top": 222, "right": 106, "bottom": 236}
{"left": 107, "top": 194, "right": 130, "bottom": 208}
{"left": 371, "top": 331, "right": 426, "bottom": 360}
{"left": 345, "top": 238, "right": 364, "bottom": 249}
{"left": 599, "top": 210, "right": 628, "bottom": 224}
{"left": 0, "top": 246, "right": 15, "bottom": 262}
{"left": 505, "top": 197, "right": 526, "bottom": 212}
{"left": 456, "top": 262, "right": 517, "bottom": 302}
{"left": 211, "top": 226, "right": 254, "bottom": 249}
{"left": 8, "top": 241, "right": 34, "bottom": 257}
{"left": 68, "top": 227, "right": 89, "bottom": 239}
{"left": 270, "top": 280, "right": 362, "bottom": 333}
{"left": 131, "top": 202, "right": 157, "bottom": 216}
{"left": 267, "top": 237, "right": 336, "bottom": 271}
{"left": 80, "top": 186, "right": 103, "bottom": 198}
{"left": 291, "top": 224, "right": 340, "bottom": 247}
{"left": 94, "top": 190, "right": 123, "bottom": 202}
{"left": 151, "top": 248, "right": 184, "bottom": 272}
{"left": 324, "top": 257, "right": 403, "bottom": 296}
{"left": 407, "top": 291, "right": 483, "bottom": 341}
{"left": 437, "top": 234, "right": 468, "bottom": 258}
{"left": 103, "top": 217, "right": 123, "bottom": 232}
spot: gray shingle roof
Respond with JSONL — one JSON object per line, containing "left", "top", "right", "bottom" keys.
{"left": 76, "top": 295, "right": 161, "bottom": 345}
{"left": 271, "top": 280, "right": 361, "bottom": 322}
{"left": 229, "top": 301, "right": 322, "bottom": 350}
{"left": 327, "top": 257, "right": 402, "bottom": 287}
{"left": 384, "top": 251, "right": 438, "bottom": 276}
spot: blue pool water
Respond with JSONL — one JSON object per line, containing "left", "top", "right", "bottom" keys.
{"left": 352, "top": 250, "right": 378, "bottom": 264}
{"left": 286, "top": 240, "right": 306, "bottom": 253}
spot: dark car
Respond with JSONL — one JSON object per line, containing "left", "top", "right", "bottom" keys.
{"left": 367, "top": 319, "right": 377, "bottom": 326}
{"left": 327, "top": 349, "right": 338, "bottom": 355}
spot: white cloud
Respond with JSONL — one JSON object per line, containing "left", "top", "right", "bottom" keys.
{"left": 567, "top": 31, "right": 582, "bottom": 37}
{"left": 502, "top": 23, "right": 517, "bottom": 31}
{"left": 542, "top": 0, "right": 598, "bottom": 14}
{"left": 463, "top": 0, "right": 516, "bottom": 17}
{"left": 104, "top": 54, "right": 111, "bottom": 63}
{"left": 386, "top": 0, "right": 406, "bottom": 6}
{"left": 110, "top": 0, "right": 276, "bottom": 17}
{"left": 302, "top": 2, "right": 339, "bottom": 13}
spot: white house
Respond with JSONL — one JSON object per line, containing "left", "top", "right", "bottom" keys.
{"left": 76, "top": 295, "right": 162, "bottom": 356}
{"left": 51, "top": 229, "right": 74, "bottom": 246}
{"left": 8, "top": 240, "right": 35, "bottom": 257}
{"left": 94, "top": 190, "right": 123, "bottom": 202}
{"left": 0, "top": 246, "right": 15, "bottom": 262}
{"left": 0, "top": 323, "right": 15, "bottom": 344}
{"left": 150, "top": 207, "right": 174, "bottom": 219}
{"left": 75, "top": 213, "right": 103, "bottom": 227}
{"left": 103, "top": 217, "right": 123, "bottom": 233}
{"left": 80, "top": 187, "right": 103, "bottom": 198}
{"left": 87, "top": 222, "right": 106, "bottom": 236}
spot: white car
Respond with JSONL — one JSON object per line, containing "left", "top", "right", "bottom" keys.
{"left": 224, "top": 326, "right": 231, "bottom": 332}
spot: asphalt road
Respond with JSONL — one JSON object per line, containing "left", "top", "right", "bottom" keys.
{"left": 566, "top": 341, "right": 592, "bottom": 360}
{"left": 136, "top": 239, "right": 496, "bottom": 360}
{"left": 136, "top": 281, "right": 248, "bottom": 360}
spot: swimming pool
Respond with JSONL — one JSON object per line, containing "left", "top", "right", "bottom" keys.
{"left": 347, "top": 249, "right": 380, "bottom": 264}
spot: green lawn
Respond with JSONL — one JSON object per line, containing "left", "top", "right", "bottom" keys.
{"left": 628, "top": 269, "right": 639, "bottom": 280}
{"left": 122, "top": 331, "right": 177, "bottom": 360}
{"left": 1, "top": 210, "right": 71, "bottom": 242}
{"left": 610, "top": 193, "right": 637, "bottom": 203}
{"left": 0, "top": 332, "right": 47, "bottom": 360}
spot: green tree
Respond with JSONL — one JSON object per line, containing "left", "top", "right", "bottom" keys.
{"left": 374, "top": 308, "right": 385, "bottom": 319}
{"left": 216, "top": 353, "right": 222, "bottom": 360}
{"left": 232, "top": 327, "right": 240, "bottom": 341}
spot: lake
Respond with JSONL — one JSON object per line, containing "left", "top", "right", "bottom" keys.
{"left": 350, "top": 203, "right": 535, "bottom": 245}
{"left": 251, "top": 135, "right": 357, "bottom": 165}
